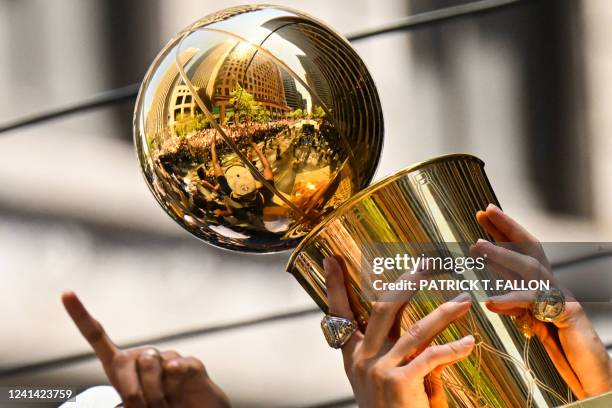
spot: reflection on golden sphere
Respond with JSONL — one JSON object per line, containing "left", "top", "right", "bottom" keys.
{"left": 134, "top": 5, "right": 383, "bottom": 252}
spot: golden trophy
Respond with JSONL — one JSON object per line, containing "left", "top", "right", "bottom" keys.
{"left": 132, "top": 5, "right": 590, "bottom": 407}
{"left": 287, "top": 154, "right": 572, "bottom": 407}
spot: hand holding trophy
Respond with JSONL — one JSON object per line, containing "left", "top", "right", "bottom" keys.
{"left": 324, "top": 256, "right": 476, "bottom": 408}
{"left": 125, "top": 4, "right": 611, "bottom": 407}
{"left": 318, "top": 207, "right": 612, "bottom": 408}
{"left": 472, "top": 205, "right": 612, "bottom": 400}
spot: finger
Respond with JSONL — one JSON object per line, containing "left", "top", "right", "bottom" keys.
{"left": 362, "top": 272, "right": 422, "bottom": 357}
{"left": 472, "top": 239, "right": 553, "bottom": 282}
{"left": 484, "top": 205, "right": 549, "bottom": 266}
{"left": 127, "top": 346, "right": 155, "bottom": 359}
{"left": 180, "top": 357, "right": 229, "bottom": 407}
{"left": 61, "top": 291, "right": 118, "bottom": 366}
{"left": 165, "top": 356, "right": 230, "bottom": 408}
{"left": 532, "top": 321, "right": 585, "bottom": 398}
{"left": 385, "top": 294, "right": 472, "bottom": 365}
{"left": 324, "top": 256, "right": 363, "bottom": 360}
{"left": 137, "top": 350, "right": 168, "bottom": 408}
{"left": 181, "top": 356, "right": 219, "bottom": 399}
{"left": 428, "top": 367, "right": 449, "bottom": 408}
{"left": 484, "top": 305, "right": 526, "bottom": 316}
{"left": 179, "top": 356, "right": 208, "bottom": 391}
{"left": 486, "top": 292, "right": 577, "bottom": 327}
{"left": 485, "top": 204, "right": 539, "bottom": 244}
{"left": 160, "top": 350, "right": 180, "bottom": 360}
{"left": 403, "top": 335, "right": 475, "bottom": 379}
{"left": 476, "top": 210, "right": 509, "bottom": 243}
{"left": 485, "top": 291, "right": 535, "bottom": 317}
{"left": 428, "top": 352, "right": 475, "bottom": 408}
{"left": 324, "top": 256, "right": 355, "bottom": 319}
{"left": 382, "top": 269, "right": 428, "bottom": 339}
{"left": 162, "top": 357, "right": 188, "bottom": 404}
{"left": 485, "top": 291, "right": 535, "bottom": 312}
{"left": 475, "top": 255, "right": 524, "bottom": 282}
{"left": 112, "top": 352, "right": 146, "bottom": 408}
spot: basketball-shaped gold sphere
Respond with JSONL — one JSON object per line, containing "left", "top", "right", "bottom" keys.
{"left": 134, "top": 5, "right": 383, "bottom": 252}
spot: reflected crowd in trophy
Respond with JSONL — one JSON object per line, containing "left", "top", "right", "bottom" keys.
{"left": 144, "top": 68, "right": 348, "bottom": 249}
{"left": 153, "top": 112, "right": 341, "bottom": 239}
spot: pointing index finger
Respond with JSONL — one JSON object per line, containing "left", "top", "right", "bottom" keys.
{"left": 61, "top": 291, "right": 118, "bottom": 366}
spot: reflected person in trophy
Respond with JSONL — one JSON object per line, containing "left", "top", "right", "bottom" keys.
{"left": 210, "top": 134, "right": 280, "bottom": 228}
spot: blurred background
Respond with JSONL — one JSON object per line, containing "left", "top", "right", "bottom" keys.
{"left": 1, "top": 0, "right": 612, "bottom": 406}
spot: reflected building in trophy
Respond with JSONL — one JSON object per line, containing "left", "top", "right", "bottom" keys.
{"left": 191, "top": 40, "right": 290, "bottom": 121}
{"left": 145, "top": 39, "right": 293, "bottom": 146}
{"left": 262, "top": 17, "right": 383, "bottom": 184}
{"left": 280, "top": 69, "right": 306, "bottom": 110}
{"left": 144, "top": 47, "right": 198, "bottom": 145}
{"left": 296, "top": 54, "right": 333, "bottom": 111}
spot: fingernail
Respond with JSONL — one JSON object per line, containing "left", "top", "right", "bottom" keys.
{"left": 323, "top": 257, "right": 336, "bottom": 276}
{"left": 477, "top": 238, "right": 490, "bottom": 244}
{"left": 470, "top": 242, "right": 484, "bottom": 255}
{"left": 459, "top": 335, "right": 475, "bottom": 348}
{"left": 486, "top": 295, "right": 502, "bottom": 303}
{"left": 451, "top": 292, "right": 471, "bottom": 303}
{"left": 165, "top": 360, "right": 179, "bottom": 369}
{"left": 487, "top": 203, "right": 500, "bottom": 211}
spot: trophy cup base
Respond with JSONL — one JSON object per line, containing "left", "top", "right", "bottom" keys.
{"left": 287, "top": 153, "right": 573, "bottom": 408}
